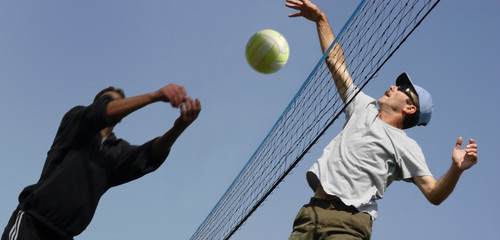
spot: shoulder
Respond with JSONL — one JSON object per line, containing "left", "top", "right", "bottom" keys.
{"left": 347, "top": 86, "right": 376, "bottom": 108}
{"left": 390, "top": 130, "right": 421, "bottom": 152}
{"left": 383, "top": 128, "right": 424, "bottom": 160}
{"left": 59, "top": 105, "right": 86, "bottom": 124}
{"left": 396, "top": 135, "right": 426, "bottom": 165}
{"left": 344, "top": 85, "right": 377, "bottom": 118}
{"left": 65, "top": 105, "right": 86, "bottom": 115}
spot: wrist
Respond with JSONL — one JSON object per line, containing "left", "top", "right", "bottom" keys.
{"left": 151, "top": 90, "right": 164, "bottom": 102}
{"left": 315, "top": 11, "right": 327, "bottom": 23}
{"left": 450, "top": 162, "right": 464, "bottom": 174}
{"left": 174, "top": 117, "right": 190, "bottom": 129}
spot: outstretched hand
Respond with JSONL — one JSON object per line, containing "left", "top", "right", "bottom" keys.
{"left": 178, "top": 97, "right": 201, "bottom": 125}
{"left": 452, "top": 137, "right": 478, "bottom": 171}
{"left": 149, "top": 96, "right": 201, "bottom": 158}
{"left": 285, "top": 0, "right": 324, "bottom": 22}
{"left": 155, "top": 84, "right": 187, "bottom": 108}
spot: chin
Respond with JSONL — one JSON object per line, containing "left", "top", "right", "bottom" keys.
{"left": 377, "top": 98, "right": 384, "bottom": 106}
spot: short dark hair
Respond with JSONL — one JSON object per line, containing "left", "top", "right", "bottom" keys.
{"left": 93, "top": 86, "right": 125, "bottom": 103}
{"left": 402, "top": 91, "right": 420, "bottom": 129}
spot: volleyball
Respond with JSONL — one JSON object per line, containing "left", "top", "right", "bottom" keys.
{"left": 245, "top": 29, "right": 289, "bottom": 74}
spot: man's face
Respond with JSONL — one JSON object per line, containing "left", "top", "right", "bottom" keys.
{"left": 378, "top": 85, "right": 416, "bottom": 111}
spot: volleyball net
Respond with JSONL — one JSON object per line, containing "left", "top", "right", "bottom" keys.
{"left": 191, "top": 0, "right": 440, "bottom": 239}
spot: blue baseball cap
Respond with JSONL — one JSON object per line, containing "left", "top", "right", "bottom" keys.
{"left": 396, "top": 72, "right": 433, "bottom": 126}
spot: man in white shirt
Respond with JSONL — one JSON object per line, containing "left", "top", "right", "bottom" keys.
{"left": 286, "top": 0, "right": 479, "bottom": 239}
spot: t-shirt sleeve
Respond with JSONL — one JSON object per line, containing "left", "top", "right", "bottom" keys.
{"left": 109, "top": 138, "right": 170, "bottom": 187}
{"left": 397, "top": 145, "right": 432, "bottom": 182}
{"left": 83, "top": 94, "right": 120, "bottom": 130}
{"left": 56, "top": 95, "right": 118, "bottom": 142}
{"left": 343, "top": 84, "right": 376, "bottom": 121}
{"left": 42, "top": 95, "right": 119, "bottom": 179}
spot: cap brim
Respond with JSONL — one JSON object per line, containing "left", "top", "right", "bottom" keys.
{"left": 396, "top": 72, "right": 417, "bottom": 96}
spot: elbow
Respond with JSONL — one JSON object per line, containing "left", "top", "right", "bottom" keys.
{"left": 429, "top": 199, "right": 442, "bottom": 206}
{"left": 427, "top": 196, "right": 445, "bottom": 206}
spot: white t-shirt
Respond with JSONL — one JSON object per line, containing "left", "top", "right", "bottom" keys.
{"left": 307, "top": 85, "right": 432, "bottom": 220}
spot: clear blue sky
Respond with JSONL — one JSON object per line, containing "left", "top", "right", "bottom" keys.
{"left": 1, "top": 0, "right": 498, "bottom": 239}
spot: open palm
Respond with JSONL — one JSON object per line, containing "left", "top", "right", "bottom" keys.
{"left": 452, "top": 137, "right": 478, "bottom": 171}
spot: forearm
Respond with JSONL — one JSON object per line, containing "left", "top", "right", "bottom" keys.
{"left": 316, "top": 12, "right": 334, "bottom": 54}
{"left": 421, "top": 165, "right": 464, "bottom": 205}
{"left": 316, "top": 13, "right": 353, "bottom": 101}
{"left": 106, "top": 92, "right": 160, "bottom": 122}
{"left": 149, "top": 118, "right": 190, "bottom": 159}
{"left": 417, "top": 137, "right": 478, "bottom": 205}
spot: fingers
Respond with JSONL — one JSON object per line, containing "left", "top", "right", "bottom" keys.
{"left": 467, "top": 138, "right": 477, "bottom": 149}
{"left": 157, "top": 84, "right": 187, "bottom": 108}
{"left": 180, "top": 97, "right": 201, "bottom": 123}
{"left": 465, "top": 138, "right": 478, "bottom": 157}
{"left": 455, "top": 136, "right": 463, "bottom": 150}
{"left": 285, "top": 0, "right": 303, "bottom": 10}
{"left": 455, "top": 137, "right": 478, "bottom": 164}
{"left": 180, "top": 97, "right": 193, "bottom": 114}
{"left": 286, "top": 5, "right": 302, "bottom": 18}
{"left": 456, "top": 138, "right": 478, "bottom": 152}
{"left": 286, "top": 0, "right": 303, "bottom": 6}
{"left": 169, "top": 86, "right": 187, "bottom": 108}
{"left": 285, "top": 0, "right": 322, "bottom": 22}
{"left": 156, "top": 84, "right": 201, "bottom": 124}
{"left": 288, "top": 12, "right": 302, "bottom": 18}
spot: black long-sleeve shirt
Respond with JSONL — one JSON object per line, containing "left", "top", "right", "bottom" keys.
{"left": 17, "top": 95, "right": 169, "bottom": 238}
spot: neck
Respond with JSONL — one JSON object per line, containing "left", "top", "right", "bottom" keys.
{"left": 100, "top": 127, "right": 113, "bottom": 139}
{"left": 377, "top": 110, "right": 403, "bottom": 129}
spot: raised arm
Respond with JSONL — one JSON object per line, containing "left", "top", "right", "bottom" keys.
{"left": 105, "top": 84, "right": 187, "bottom": 123}
{"left": 413, "top": 137, "right": 478, "bottom": 205}
{"left": 286, "top": 0, "right": 353, "bottom": 101}
{"left": 149, "top": 97, "right": 201, "bottom": 159}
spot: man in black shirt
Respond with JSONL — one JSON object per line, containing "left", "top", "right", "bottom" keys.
{"left": 2, "top": 84, "right": 201, "bottom": 240}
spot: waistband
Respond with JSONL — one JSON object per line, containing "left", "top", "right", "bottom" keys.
{"left": 17, "top": 206, "right": 73, "bottom": 240}
{"left": 308, "top": 197, "right": 359, "bottom": 213}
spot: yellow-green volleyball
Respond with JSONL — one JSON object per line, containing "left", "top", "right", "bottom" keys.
{"left": 246, "top": 29, "right": 289, "bottom": 74}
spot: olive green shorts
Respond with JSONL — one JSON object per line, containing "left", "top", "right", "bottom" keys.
{"left": 288, "top": 198, "right": 372, "bottom": 240}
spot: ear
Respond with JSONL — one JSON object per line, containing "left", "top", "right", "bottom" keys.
{"left": 402, "top": 104, "right": 417, "bottom": 115}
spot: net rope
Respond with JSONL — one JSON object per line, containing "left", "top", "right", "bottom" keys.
{"left": 191, "top": 0, "right": 440, "bottom": 239}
